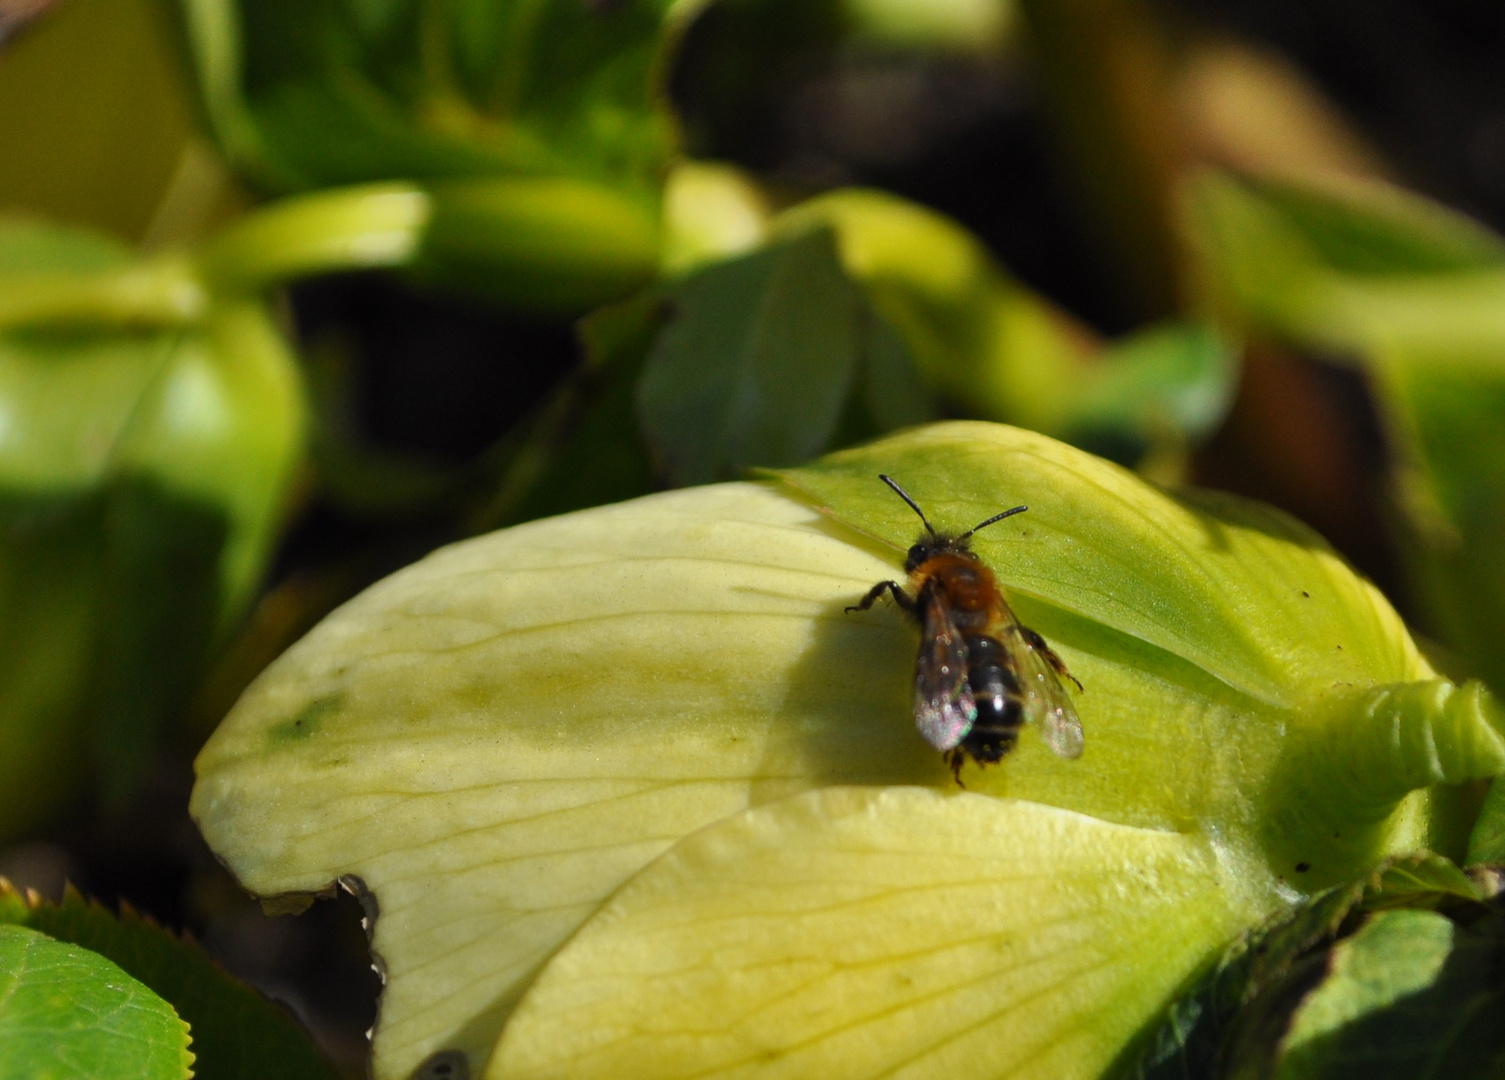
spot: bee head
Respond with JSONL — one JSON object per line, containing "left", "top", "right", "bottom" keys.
{"left": 879, "top": 474, "right": 1027, "bottom": 573}
{"left": 904, "top": 533, "right": 968, "bottom": 573}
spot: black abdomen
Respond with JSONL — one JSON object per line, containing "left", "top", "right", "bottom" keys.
{"left": 962, "top": 634, "right": 1022, "bottom": 763}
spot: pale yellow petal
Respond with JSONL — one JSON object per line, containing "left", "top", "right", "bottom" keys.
{"left": 487, "top": 786, "right": 1249, "bottom": 1080}
{"left": 192, "top": 483, "right": 939, "bottom": 1079}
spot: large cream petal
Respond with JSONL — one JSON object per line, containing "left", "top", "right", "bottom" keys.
{"left": 487, "top": 786, "right": 1250, "bottom": 1080}
{"left": 193, "top": 483, "right": 940, "bottom": 1079}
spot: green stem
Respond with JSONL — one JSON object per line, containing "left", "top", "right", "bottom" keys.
{"left": 196, "top": 182, "right": 433, "bottom": 295}
{"left": 0, "top": 255, "right": 206, "bottom": 331}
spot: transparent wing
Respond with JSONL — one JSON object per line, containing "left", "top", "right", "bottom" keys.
{"left": 914, "top": 590, "right": 975, "bottom": 752}
{"left": 1006, "top": 625, "right": 1084, "bottom": 759}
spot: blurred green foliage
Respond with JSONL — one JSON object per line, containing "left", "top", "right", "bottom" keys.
{"left": 1189, "top": 173, "right": 1505, "bottom": 692}
{"left": 3, "top": 0, "right": 1505, "bottom": 1075}
{"left": 0, "top": 217, "right": 303, "bottom": 831}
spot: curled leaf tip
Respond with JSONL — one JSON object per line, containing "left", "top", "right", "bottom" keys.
{"left": 1360, "top": 679, "right": 1505, "bottom": 793}
{"left": 1261, "top": 677, "right": 1505, "bottom": 886}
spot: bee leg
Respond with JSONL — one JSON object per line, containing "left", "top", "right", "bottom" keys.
{"left": 845, "top": 580, "right": 914, "bottom": 614}
{"left": 1019, "top": 626, "right": 1084, "bottom": 692}
{"left": 945, "top": 748, "right": 967, "bottom": 788}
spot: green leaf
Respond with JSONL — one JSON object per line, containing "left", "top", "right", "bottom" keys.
{"left": 1466, "top": 780, "right": 1505, "bottom": 867}
{"left": 0, "top": 492, "right": 107, "bottom": 835}
{"left": 195, "top": 183, "right": 432, "bottom": 294}
{"left": 0, "top": 880, "right": 338, "bottom": 1080}
{"left": 408, "top": 178, "right": 660, "bottom": 313}
{"left": 481, "top": 293, "right": 664, "bottom": 527}
{"left": 1186, "top": 170, "right": 1505, "bottom": 357}
{"left": 776, "top": 188, "right": 1235, "bottom": 465}
{"left": 1065, "top": 321, "right": 1237, "bottom": 461}
{"left": 849, "top": 306, "right": 941, "bottom": 436}
{"left": 1272, "top": 907, "right": 1505, "bottom": 1080}
{"left": 1186, "top": 172, "right": 1505, "bottom": 696}
{"left": 636, "top": 229, "right": 864, "bottom": 484}
{"left": 1376, "top": 352, "right": 1505, "bottom": 695}
{"left": 775, "top": 188, "right": 1096, "bottom": 434}
{"left": 1360, "top": 852, "right": 1488, "bottom": 910}
{"left": 486, "top": 787, "right": 1249, "bottom": 1080}
{"left": 0, "top": 216, "right": 135, "bottom": 275}
{"left": 192, "top": 422, "right": 1502, "bottom": 1078}
{"left": 192, "top": 176, "right": 658, "bottom": 313}
{"left": 1226, "top": 174, "right": 1505, "bottom": 277}
{"left": 1124, "top": 851, "right": 1495, "bottom": 1080}
{"left": 175, "top": 0, "right": 692, "bottom": 198}
{"left": 0, "top": 923, "right": 192, "bottom": 1080}
{"left": 1125, "top": 891, "right": 1355, "bottom": 1080}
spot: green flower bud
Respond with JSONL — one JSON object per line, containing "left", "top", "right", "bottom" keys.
{"left": 191, "top": 422, "right": 1504, "bottom": 1080}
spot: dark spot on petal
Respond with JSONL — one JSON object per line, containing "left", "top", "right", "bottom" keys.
{"left": 413, "top": 1050, "right": 468, "bottom": 1080}
{"left": 1301, "top": 590, "right": 1310, "bottom": 598}
{"left": 269, "top": 694, "right": 344, "bottom": 744}
{"left": 1295, "top": 862, "right": 1311, "bottom": 873}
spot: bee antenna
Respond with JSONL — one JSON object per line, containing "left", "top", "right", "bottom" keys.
{"left": 878, "top": 474, "right": 937, "bottom": 538}
{"left": 958, "top": 504, "right": 1028, "bottom": 540}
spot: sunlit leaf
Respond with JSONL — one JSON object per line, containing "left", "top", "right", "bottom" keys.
{"left": 776, "top": 424, "right": 1505, "bottom": 875}
{"left": 194, "top": 481, "right": 938, "bottom": 1079}
{"left": 0, "top": 879, "right": 337, "bottom": 1080}
{"left": 659, "top": 161, "right": 769, "bottom": 277}
{"left": 0, "top": 924, "right": 192, "bottom": 1080}
{"left": 1186, "top": 170, "right": 1505, "bottom": 356}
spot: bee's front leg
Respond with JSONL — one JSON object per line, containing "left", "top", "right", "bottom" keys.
{"left": 846, "top": 580, "right": 914, "bottom": 614}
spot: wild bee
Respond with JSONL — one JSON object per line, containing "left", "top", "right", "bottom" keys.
{"left": 848, "top": 475, "right": 1083, "bottom": 780}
